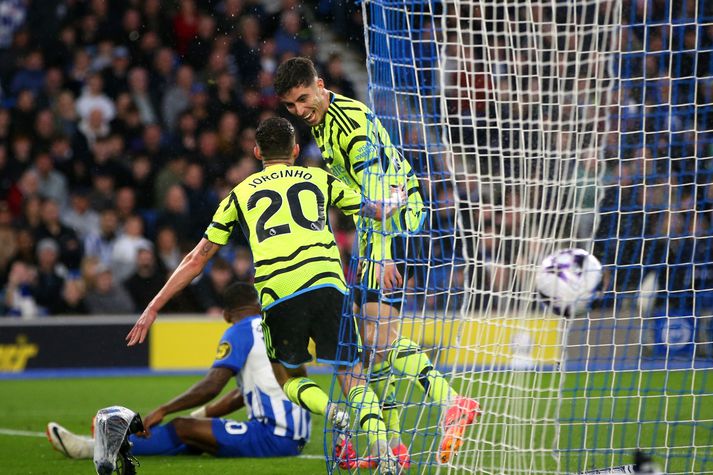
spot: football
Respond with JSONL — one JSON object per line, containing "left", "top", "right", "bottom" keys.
{"left": 536, "top": 248, "right": 602, "bottom": 317}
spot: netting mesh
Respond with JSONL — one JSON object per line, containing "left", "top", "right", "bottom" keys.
{"left": 327, "top": 0, "right": 713, "bottom": 473}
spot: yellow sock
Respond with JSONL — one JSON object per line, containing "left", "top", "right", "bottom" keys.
{"left": 388, "top": 337, "right": 455, "bottom": 405}
{"left": 283, "top": 377, "right": 329, "bottom": 415}
{"left": 348, "top": 384, "right": 388, "bottom": 448}
{"left": 370, "top": 361, "right": 401, "bottom": 442}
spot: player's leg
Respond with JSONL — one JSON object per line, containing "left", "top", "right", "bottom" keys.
{"left": 159, "top": 417, "right": 215, "bottom": 454}
{"left": 208, "top": 418, "right": 303, "bottom": 458}
{"left": 362, "top": 235, "right": 482, "bottom": 464}
{"left": 128, "top": 421, "right": 192, "bottom": 456}
{"left": 46, "top": 422, "right": 94, "bottom": 459}
{"left": 311, "top": 287, "right": 397, "bottom": 473}
{"left": 355, "top": 237, "right": 407, "bottom": 454}
{"left": 46, "top": 420, "right": 192, "bottom": 459}
{"left": 262, "top": 295, "right": 336, "bottom": 418}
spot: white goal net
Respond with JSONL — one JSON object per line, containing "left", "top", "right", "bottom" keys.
{"left": 350, "top": 0, "right": 713, "bottom": 473}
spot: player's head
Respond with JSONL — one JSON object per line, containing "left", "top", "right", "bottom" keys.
{"left": 275, "top": 57, "right": 329, "bottom": 126}
{"left": 254, "top": 117, "right": 299, "bottom": 164}
{"left": 223, "top": 281, "right": 260, "bottom": 323}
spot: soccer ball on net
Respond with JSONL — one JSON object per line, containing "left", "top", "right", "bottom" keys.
{"left": 535, "top": 248, "right": 603, "bottom": 317}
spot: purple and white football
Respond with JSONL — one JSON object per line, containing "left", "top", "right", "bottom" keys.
{"left": 536, "top": 248, "right": 602, "bottom": 317}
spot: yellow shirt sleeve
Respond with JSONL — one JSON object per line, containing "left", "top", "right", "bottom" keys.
{"left": 204, "top": 190, "right": 240, "bottom": 245}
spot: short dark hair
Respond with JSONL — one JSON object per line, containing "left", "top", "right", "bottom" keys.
{"left": 223, "top": 282, "right": 259, "bottom": 311}
{"left": 255, "top": 117, "right": 295, "bottom": 159}
{"left": 274, "top": 57, "right": 318, "bottom": 97}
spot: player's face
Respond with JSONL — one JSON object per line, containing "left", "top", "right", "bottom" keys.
{"left": 280, "top": 78, "right": 328, "bottom": 126}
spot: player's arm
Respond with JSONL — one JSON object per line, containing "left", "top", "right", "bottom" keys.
{"left": 339, "top": 120, "right": 402, "bottom": 265}
{"left": 141, "top": 367, "right": 234, "bottom": 433}
{"left": 329, "top": 173, "right": 404, "bottom": 290}
{"left": 192, "top": 388, "right": 245, "bottom": 418}
{"left": 127, "top": 191, "right": 240, "bottom": 346}
{"left": 328, "top": 173, "right": 405, "bottom": 221}
{"left": 125, "top": 238, "right": 221, "bottom": 346}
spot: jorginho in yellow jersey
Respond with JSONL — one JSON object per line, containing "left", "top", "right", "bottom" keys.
{"left": 204, "top": 164, "right": 363, "bottom": 310}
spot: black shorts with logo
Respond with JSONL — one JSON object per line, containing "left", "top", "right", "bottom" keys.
{"left": 261, "top": 287, "right": 361, "bottom": 368}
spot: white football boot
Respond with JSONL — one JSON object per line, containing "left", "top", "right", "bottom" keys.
{"left": 46, "top": 422, "right": 94, "bottom": 459}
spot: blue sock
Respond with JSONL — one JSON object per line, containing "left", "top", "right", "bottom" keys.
{"left": 129, "top": 423, "right": 188, "bottom": 455}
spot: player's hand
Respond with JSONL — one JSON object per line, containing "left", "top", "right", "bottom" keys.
{"left": 374, "top": 260, "right": 402, "bottom": 290}
{"left": 383, "top": 185, "right": 407, "bottom": 219}
{"left": 138, "top": 407, "right": 166, "bottom": 438}
{"left": 126, "top": 307, "right": 158, "bottom": 346}
{"left": 390, "top": 185, "right": 407, "bottom": 205}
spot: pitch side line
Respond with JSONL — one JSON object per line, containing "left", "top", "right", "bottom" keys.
{"left": 0, "top": 428, "right": 45, "bottom": 437}
{"left": 0, "top": 427, "right": 325, "bottom": 460}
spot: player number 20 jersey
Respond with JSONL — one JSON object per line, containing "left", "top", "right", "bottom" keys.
{"left": 205, "top": 164, "right": 363, "bottom": 309}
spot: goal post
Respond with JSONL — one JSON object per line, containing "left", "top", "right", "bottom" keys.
{"left": 327, "top": 0, "right": 713, "bottom": 474}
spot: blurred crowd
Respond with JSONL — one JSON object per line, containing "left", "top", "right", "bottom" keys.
{"left": 595, "top": 0, "right": 713, "bottom": 316}
{"left": 0, "top": 0, "right": 358, "bottom": 317}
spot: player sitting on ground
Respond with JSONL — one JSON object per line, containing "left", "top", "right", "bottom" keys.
{"left": 125, "top": 117, "right": 406, "bottom": 473}
{"left": 47, "top": 282, "right": 311, "bottom": 459}
{"left": 275, "top": 57, "right": 481, "bottom": 465}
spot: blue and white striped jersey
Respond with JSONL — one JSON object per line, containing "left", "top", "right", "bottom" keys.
{"left": 212, "top": 315, "right": 311, "bottom": 442}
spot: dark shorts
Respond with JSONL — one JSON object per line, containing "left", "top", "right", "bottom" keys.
{"left": 261, "top": 286, "right": 361, "bottom": 368}
{"left": 354, "top": 234, "right": 423, "bottom": 313}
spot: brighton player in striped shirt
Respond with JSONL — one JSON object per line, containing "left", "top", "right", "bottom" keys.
{"left": 47, "top": 282, "right": 310, "bottom": 459}
{"left": 126, "top": 117, "right": 405, "bottom": 473}
{"left": 275, "top": 57, "right": 481, "bottom": 465}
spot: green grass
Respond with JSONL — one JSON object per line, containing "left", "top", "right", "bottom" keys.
{"left": 0, "top": 374, "right": 329, "bottom": 475}
{"left": 1, "top": 370, "right": 712, "bottom": 474}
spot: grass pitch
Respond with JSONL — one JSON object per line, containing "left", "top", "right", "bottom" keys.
{"left": 1, "top": 370, "right": 712, "bottom": 474}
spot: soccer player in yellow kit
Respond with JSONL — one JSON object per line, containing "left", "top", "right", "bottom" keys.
{"left": 127, "top": 117, "right": 405, "bottom": 473}
{"left": 275, "top": 57, "right": 481, "bottom": 465}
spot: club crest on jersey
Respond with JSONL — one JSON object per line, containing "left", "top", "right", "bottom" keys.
{"left": 216, "top": 342, "right": 231, "bottom": 360}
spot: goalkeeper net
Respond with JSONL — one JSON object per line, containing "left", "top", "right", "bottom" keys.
{"left": 330, "top": 0, "right": 713, "bottom": 474}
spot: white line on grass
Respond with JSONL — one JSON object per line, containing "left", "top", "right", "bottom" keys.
{"left": 0, "top": 427, "right": 325, "bottom": 461}
{"left": 0, "top": 428, "right": 45, "bottom": 437}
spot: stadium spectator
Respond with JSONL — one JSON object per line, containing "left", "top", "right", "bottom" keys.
{"left": 124, "top": 244, "right": 165, "bottom": 311}
{"left": 33, "top": 151, "right": 68, "bottom": 208}
{"left": 35, "top": 198, "right": 82, "bottom": 270}
{"left": 127, "top": 67, "right": 159, "bottom": 126}
{"left": 322, "top": 53, "right": 356, "bottom": 99}
{"left": 84, "top": 208, "right": 119, "bottom": 266}
{"left": 33, "top": 238, "right": 65, "bottom": 315}
{"left": 55, "top": 277, "right": 89, "bottom": 315}
{"left": 161, "top": 64, "right": 194, "bottom": 132}
{"left": 111, "top": 214, "right": 152, "bottom": 283}
{"left": 102, "top": 46, "right": 131, "bottom": 100}
{"left": 114, "top": 186, "right": 138, "bottom": 225}
{"left": 10, "top": 49, "right": 45, "bottom": 96}
{"left": 231, "top": 246, "right": 254, "bottom": 283}
{"left": 232, "top": 15, "right": 263, "bottom": 87}
{"left": 75, "top": 73, "right": 115, "bottom": 124}
{"left": 172, "top": 0, "right": 199, "bottom": 56}
{"left": 61, "top": 189, "right": 99, "bottom": 241}
{"left": 191, "top": 257, "right": 234, "bottom": 316}
{"left": 0, "top": 0, "right": 26, "bottom": 50}
{"left": 84, "top": 265, "right": 133, "bottom": 315}
{"left": 184, "top": 14, "right": 215, "bottom": 72}
{"left": 2, "top": 260, "right": 38, "bottom": 317}
{"left": 155, "top": 226, "right": 182, "bottom": 274}
{"left": 0, "top": 201, "right": 16, "bottom": 281}
{"left": 156, "top": 184, "right": 192, "bottom": 247}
